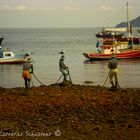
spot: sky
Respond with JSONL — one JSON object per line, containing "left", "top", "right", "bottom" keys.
{"left": 0, "top": 0, "right": 140, "bottom": 28}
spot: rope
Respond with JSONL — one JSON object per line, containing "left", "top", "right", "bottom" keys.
{"left": 32, "top": 73, "right": 47, "bottom": 87}
{"left": 55, "top": 75, "right": 63, "bottom": 84}
{"left": 32, "top": 66, "right": 72, "bottom": 86}
{"left": 68, "top": 69, "right": 72, "bottom": 84}
{"left": 103, "top": 71, "right": 110, "bottom": 87}
{"left": 31, "top": 79, "right": 34, "bottom": 87}
{"left": 103, "top": 70, "right": 121, "bottom": 89}
{"left": 55, "top": 69, "right": 72, "bottom": 84}
{"left": 117, "top": 82, "right": 121, "bottom": 88}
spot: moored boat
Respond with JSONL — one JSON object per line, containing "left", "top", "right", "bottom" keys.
{"left": 83, "top": 39, "right": 140, "bottom": 60}
{"left": 0, "top": 50, "right": 31, "bottom": 64}
{"left": 83, "top": 50, "right": 140, "bottom": 60}
{"left": 95, "top": 27, "right": 125, "bottom": 38}
{"left": 0, "top": 37, "right": 32, "bottom": 64}
{"left": 96, "top": 27, "right": 140, "bottom": 45}
{"left": 114, "top": 37, "right": 140, "bottom": 45}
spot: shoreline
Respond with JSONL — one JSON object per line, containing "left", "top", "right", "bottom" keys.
{"left": 1, "top": 83, "right": 140, "bottom": 90}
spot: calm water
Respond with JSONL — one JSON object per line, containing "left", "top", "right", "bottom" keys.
{"left": 0, "top": 28, "right": 140, "bottom": 88}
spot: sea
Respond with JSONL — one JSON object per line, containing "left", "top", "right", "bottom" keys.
{"left": 0, "top": 28, "right": 140, "bottom": 88}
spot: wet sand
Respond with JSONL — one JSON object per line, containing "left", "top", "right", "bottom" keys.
{"left": 0, "top": 83, "right": 140, "bottom": 140}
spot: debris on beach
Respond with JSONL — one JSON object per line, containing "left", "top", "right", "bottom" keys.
{"left": 0, "top": 84, "right": 140, "bottom": 139}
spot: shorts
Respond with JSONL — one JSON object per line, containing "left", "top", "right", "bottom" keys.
{"left": 109, "top": 69, "right": 118, "bottom": 82}
{"left": 22, "top": 70, "right": 31, "bottom": 79}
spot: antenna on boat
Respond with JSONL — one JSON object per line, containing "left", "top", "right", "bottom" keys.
{"left": 126, "top": 2, "right": 135, "bottom": 51}
{"left": 126, "top": 2, "right": 131, "bottom": 38}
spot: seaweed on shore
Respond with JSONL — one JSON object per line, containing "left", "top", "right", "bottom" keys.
{"left": 0, "top": 84, "right": 140, "bottom": 140}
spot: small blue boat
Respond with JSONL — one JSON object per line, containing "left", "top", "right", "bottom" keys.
{"left": 0, "top": 37, "right": 32, "bottom": 64}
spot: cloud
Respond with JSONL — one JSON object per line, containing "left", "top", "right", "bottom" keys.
{"left": 0, "top": 5, "right": 83, "bottom": 12}
{"left": 15, "top": 5, "right": 27, "bottom": 11}
{"left": 0, "top": 5, "right": 27, "bottom": 11}
{"left": 28, "top": 7, "right": 57, "bottom": 12}
{"left": 39, "top": 8, "right": 57, "bottom": 12}
{"left": 63, "top": 6, "right": 83, "bottom": 12}
{"left": 99, "top": 6, "right": 112, "bottom": 11}
{"left": 0, "top": 4, "right": 57, "bottom": 12}
{"left": 0, "top": 5, "right": 11, "bottom": 10}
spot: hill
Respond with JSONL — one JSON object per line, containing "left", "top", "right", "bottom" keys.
{"left": 116, "top": 16, "right": 140, "bottom": 27}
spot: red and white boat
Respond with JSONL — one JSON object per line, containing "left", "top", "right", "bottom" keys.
{"left": 83, "top": 39, "right": 140, "bottom": 60}
{"left": 83, "top": 50, "right": 140, "bottom": 60}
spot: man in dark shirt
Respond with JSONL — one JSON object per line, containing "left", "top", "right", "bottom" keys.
{"left": 108, "top": 54, "right": 118, "bottom": 88}
{"left": 59, "top": 55, "right": 69, "bottom": 83}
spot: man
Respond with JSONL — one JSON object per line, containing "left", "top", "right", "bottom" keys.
{"left": 22, "top": 58, "right": 33, "bottom": 89}
{"left": 0, "top": 46, "right": 3, "bottom": 58}
{"left": 0, "top": 37, "right": 4, "bottom": 58}
{"left": 96, "top": 40, "right": 101, "bottom": 53}
{"left": 108, "top": 54, "right": 118, "bottom": 88}
{"left": 59, "top": 54, "right": 69, "bottom": 83}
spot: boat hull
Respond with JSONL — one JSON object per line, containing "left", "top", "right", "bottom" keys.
{"left": 95, "top": 34, "right": 123, "bottom": 38}
{"left": 83, "top": 50, "right": 140, "bottom": 60}
{"left": 113, "top": 37, "right": 140, "bottom": 44}
{"left": 0, "top": 57, "right": 28, "bottom": 64}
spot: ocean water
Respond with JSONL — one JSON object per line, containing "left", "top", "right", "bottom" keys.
{"left": 0, "top": 28, "right": 140, "bottom": 88}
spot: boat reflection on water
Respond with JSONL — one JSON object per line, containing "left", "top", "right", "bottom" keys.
{"left": 0, "top": 64, "right": 23, "bottom": 88}
{"left": 0, "top": 64, "right": 22, "bottom": 71}
{"left": 118, "top": 58, "right": 140, "bottom": 64}
{"left": 84, "top": 59, "right": 107, "bottom": 65}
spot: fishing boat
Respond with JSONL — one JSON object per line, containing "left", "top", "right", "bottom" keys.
{"left": 96, "top": 27, "right": 140, "bottom": 45}
{"left": 0, "top": 37, "right": 32, "bottom": 64}
{"left": 83, "top": 39, "right": 140, "bottom": 60}
{"left": 83, "top": 50, "right": 140, "bottom": 60}
{"left": 95, "top": 27, "right": 125, "bottom": 38}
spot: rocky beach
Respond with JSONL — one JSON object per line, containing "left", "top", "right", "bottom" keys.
{"left": 0, "top": 83, "right": 140, "bottom": 140}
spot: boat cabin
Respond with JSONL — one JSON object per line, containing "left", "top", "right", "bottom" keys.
{"left": 0, "top": 46, "right": 15, "bottom": 59}
{"left": 101, "top": 40, "right": 129, "bottom": 54}
{"left": 3, "top": 51, "right": 15, "bottom": 58}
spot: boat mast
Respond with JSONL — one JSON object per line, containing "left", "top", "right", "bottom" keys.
{"left": 126, "top": 2, "right": 131, "bottom": 37}
{"left": 127, "top": 2, "right": 134, "bottom": 50}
